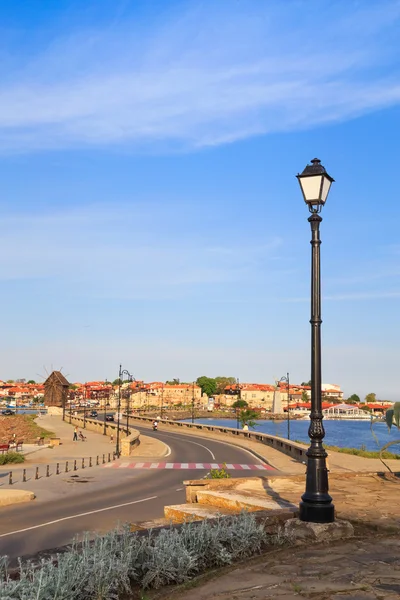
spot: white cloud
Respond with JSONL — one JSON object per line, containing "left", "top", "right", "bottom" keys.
{"left": 0, "top": 205, "right": 282, "bottom": 298}
{"left": 0, "top": 0, "right": 399, "bottom": 152}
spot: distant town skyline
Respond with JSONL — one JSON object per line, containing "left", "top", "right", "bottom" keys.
{"left": 1, "top": 1, "right": 399, "bottom": 401}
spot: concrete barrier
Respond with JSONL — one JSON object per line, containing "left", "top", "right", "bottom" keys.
{"left": 69, "top": 415, "right": 126, "bottom": 438}
{"left": 121, "top": 430, "right": 140, "bottom": 457}
{"left": 128, "top": 416, "right": 307, "bottom": 462}
{"left": 68, "top": 416, "right": 140, "bottom": 456}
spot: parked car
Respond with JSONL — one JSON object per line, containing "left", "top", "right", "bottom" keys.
{"left": 1, "top": 409, "right": 14, "bottom": 416}
{"left": 89, "top": 410, "right": 98, "bottom": 418}
{"left": 105, "top": 414, "right": 114, "bottom": 422}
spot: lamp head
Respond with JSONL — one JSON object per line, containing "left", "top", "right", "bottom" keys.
{"left": 296, "top": 158, "right": 334, "bottom": 213}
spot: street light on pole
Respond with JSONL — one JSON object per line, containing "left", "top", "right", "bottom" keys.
{"left": 83, "top": 384, "right": 87, "bottom": 429}
{"left": 277, "top": 373, "right": 290, "bottom": 440}
{"left": 116, "top": 365, "right": 134, "bottom": 458}
{"left": 103, "top": 380, "right": 109, "bottom": 435}
{"left": 236, "top": 378, "right": 240, "bottom": 429}
{"left": 297, "top": 158, "right": 335, "bottom": 524}
{"left": 191, "top": 382, "right": 195, "bottom": 424}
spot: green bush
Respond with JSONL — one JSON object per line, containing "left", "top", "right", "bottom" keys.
{"left": 0, "top": 452, "right": 25, "bottom": 465}
{"left": 0, "top": 514, "right": 291, "bottom": 596}
{"left": 207, "top": 463, "right": 231, "bottom": 479}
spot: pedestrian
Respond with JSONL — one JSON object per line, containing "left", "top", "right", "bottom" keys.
{"left": 73, "top": 427, "right": 78, "bottom": 441}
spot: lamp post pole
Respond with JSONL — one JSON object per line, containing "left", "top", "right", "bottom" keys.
{"left": 236, "top": 378, "right": 240, "bottom": 429}
{"left": 117, "top": 369, "right": 122, "bottom": 457}
{"left": 69, "top": 393, "right": 72, "bottom": 424}
{"left": 83, "top": 384, "right": 87, "bottom": 429}
{"left": 191, "top": 382, "right": 195, "bottom": 424}
{"left": 116, "top": 365, "right": 134, "bottom": 458}
{"left": 297, "top": 158, "right": 335, "bottom": 523}
{"left": 277, "top": 374, "right": 290, "bottom": 440}
{"left": 103, "top": 381, "right": 108, "bottom": 435}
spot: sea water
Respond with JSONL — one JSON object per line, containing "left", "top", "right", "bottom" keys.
{"left": 183, "top": 417, "right": 400, "bottom": 454}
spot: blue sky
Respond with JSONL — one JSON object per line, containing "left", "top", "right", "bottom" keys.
{"left": 0, "top": 0, "right": 400, "bottom": 399}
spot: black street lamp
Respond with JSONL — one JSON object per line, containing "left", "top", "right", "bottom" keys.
{"left": 116, "top": 365, "right": 134, "bottom": 458}
{"left": 83, "top": 383, "right": 87, "bottom": 429}
{"left": 191, "top": 382, "right": 195, "bottom": 424}
{"left": 277, "top": 373, "right": 291, "bottom": 440}
{"left": 236, "top": 378, "right": 240, "bottom": 429}
{"left": 297, "top": 158, "right": 335, "bottom": 524}
{"left": 102, "top": 380, "right": 109, "bottom": 435}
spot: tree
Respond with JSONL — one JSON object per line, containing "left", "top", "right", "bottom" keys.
{"left": 113, "top": 378, "right": 122, "bottom": 386}
{"left": 301, "top": 380, "right": 311, "bottom": 387}
{"left": 215, "top": 376, "right": 237, "bottom": 394}
{"left": 301, "top": 390, "right": 309, "bottom": 402}
{"left": 238, "top": 409, "right": 259, "bottom": 429}
{"left": 365, "top": 393, "right": 377, "bottom": 404}
{"left": 196, "top": 376, "right": 217, "bottom": 397}
{"left": 6, "top": 380, "right": 14, "bottom": 384}
{"left": 232, "top": 399, "right": 248, "bottom": 410}
{"left": 27, "top": 380, "right": 36, "bottom": 384}
{"left": 347, "top": 394, "right": 360, "bottom": 404}
{"left": 385, "top": 402, "right": 400, "bottom": 431}
{"left": 166, "top": 378, "right": 180, "bottom": 385}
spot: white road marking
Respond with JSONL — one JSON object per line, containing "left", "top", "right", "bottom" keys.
{"left": 0, "top": 496, "right": 158, "bottom": 539}
{"left": 175, "top": 488, "right": 183, "bottom": 491}
{"left": 153, "top": 431, "right": 216, "bottom": 460}
{"left": 149, "top": 429, "right": 262, "bottom": 464}
{"left": 184, "top": 440, "right": 216, "bottom": 460}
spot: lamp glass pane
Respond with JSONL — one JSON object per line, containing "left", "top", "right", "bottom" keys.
{"left": 299, "top": 174, "right": 322, "bottom": 203}
{"left": 321, "top": 176, "right": 332, "bottom": 203}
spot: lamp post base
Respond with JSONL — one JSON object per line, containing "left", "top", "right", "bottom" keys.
{"left": 299, "top": 500, "right": 335, "bottom": 523}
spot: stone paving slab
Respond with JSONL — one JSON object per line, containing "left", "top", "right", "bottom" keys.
{"left": 164, "top": 536, "right": 400, "bottom": 600}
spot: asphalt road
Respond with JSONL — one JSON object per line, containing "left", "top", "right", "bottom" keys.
{"left": 0, "top": 424, "right": 267, "bottom": 560}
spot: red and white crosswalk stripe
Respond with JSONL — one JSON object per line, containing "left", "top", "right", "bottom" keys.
{"left": 103, "top": 462, "right": 274, "bottom": 470}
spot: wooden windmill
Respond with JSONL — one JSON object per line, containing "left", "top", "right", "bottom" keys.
{"left": 44, "top": 371, "right": 70, "bottom": 408}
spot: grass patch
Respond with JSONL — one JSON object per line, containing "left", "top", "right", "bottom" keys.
{"left": 0, "top": 414, "right": 55, "bottom": 445}
{"left": 293, "top": 439, "right": 400, "bottom": 459}
{"left": 0, "top": 452, "right": 25, "bottom": 465}
{"left": 26, "top": 415, "right": 55, "bottom": 438}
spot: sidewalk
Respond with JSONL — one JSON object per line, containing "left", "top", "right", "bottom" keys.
{"left": 165, "top": 534, "right": 400, "bottom": 600}
{"left": 0, "top": 415, "right": 168, "bottom": 502}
